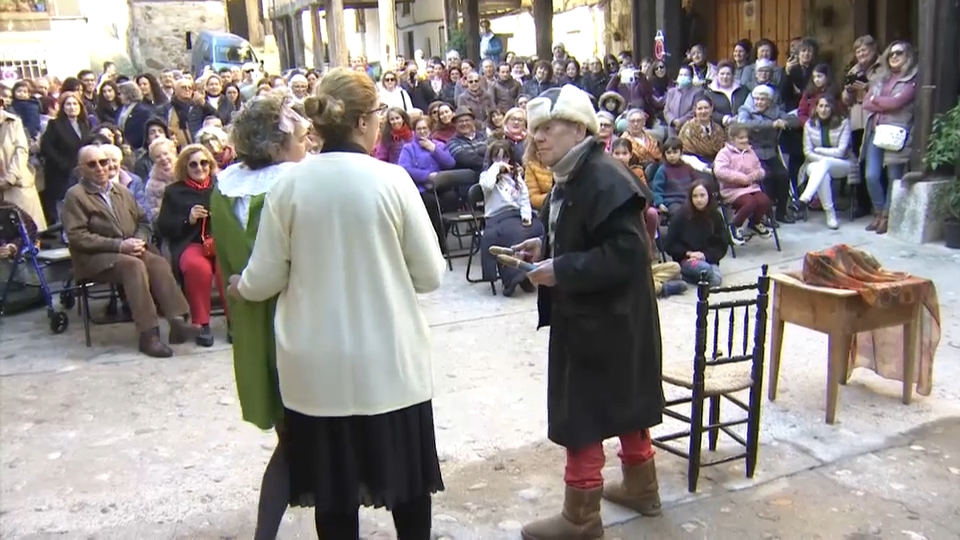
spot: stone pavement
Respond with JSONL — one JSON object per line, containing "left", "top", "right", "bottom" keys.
{"left": 1, "top": 216, "right": 958, "bottom": 539}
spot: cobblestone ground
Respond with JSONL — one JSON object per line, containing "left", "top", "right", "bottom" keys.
{"left": 1, "top": 217, "right": 958, "bottom": 539}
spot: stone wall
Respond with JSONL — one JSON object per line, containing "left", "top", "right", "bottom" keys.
{"left": 128, "top": 0, "right": 228, "bottom": 72}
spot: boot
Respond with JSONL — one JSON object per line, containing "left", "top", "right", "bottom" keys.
{"left": 168, "top": 317, "right": 200, "bottom": 345}
{"left": 824, "top": 206, "right": 839, "bottom": 230}
{"left": 876, "top": 211, "right": 889, "bottom": 234}
{"left": 601, "top": 459, "right": 662, "bottom": 516}
{"left": 520, "top": 485, "right": 603, "bottom": 540}
{"left": 139, "top": 328, "right": 173, "bottom": 358}
{"left": 865, "top": 211, "right": 882, "bottom": 231}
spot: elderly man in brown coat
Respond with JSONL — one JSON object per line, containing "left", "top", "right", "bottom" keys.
{"left": 61, "top": 145, "right": 198, "bottom": 357}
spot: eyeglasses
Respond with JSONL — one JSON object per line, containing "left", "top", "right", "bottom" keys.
{"left": 890, "top": 49, "right": 905, "bottom": 57}
{"left": 84, "top": 159, "right": 110, "bottom": 169}
{"left": 468, "top": 79, "right": 480, "bottom": 84}
{"left": 367, "top": 104, "right": 388, "bottom": 116}
{"left": 598, "top": 123, "right": 613, "bottom": 129}
{"left": 188, "top": 159, "right": 211, "bottom": 169}
{"left": 384, "top": 77, "right": 396, "bottom": 82}
{"left": 244, "top": 69, "right": 254, "bottom": 73}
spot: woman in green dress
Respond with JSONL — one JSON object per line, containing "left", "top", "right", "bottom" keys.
{"left": 210, "top": 92, "right": 311, "bottom": 540}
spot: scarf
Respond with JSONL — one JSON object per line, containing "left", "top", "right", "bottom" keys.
{"left": 391, "top": 125, "right": 413, "bottom": 143}
{"left": 547, "top": 137, "right": 597, "bottom": 250}
{"left": 186, "top": 175, "right": 212, "bottom": 191}
{"left": 504, "top": 128, "right": 526, "bottom": 142}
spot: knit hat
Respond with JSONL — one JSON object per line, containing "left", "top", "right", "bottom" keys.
{"left": 526, "top": 85, "right": 599, "bottom": 135}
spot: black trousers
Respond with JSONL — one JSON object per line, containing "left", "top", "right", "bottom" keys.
{"left": 760, "top": 157, "right": 790, "bottom": 218}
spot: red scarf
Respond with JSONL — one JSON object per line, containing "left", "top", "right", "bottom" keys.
{"left": 186, "top": 175, "right": 211, "bottom": 191}
{"left": 504, "top": 128, "right": 527, "bottom": 143}
{"left": 391, "top": 125, "right": 413, "bottom": 143}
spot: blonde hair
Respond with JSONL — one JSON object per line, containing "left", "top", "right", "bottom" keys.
{"left": 148, "top": 137, "right": 177, "bottom": 160}
{"left": 174, "top": 144, "right": 218, "bottom": 181}
{"left": 303, "top": 67, "right": 378, "bottom": 146}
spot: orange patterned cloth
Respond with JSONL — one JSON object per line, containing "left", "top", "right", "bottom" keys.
{"left": 795, "top": 244, "right": 940, "bottom": 395}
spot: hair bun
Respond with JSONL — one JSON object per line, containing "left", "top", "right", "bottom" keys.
{"left": 304, "top": 94, "right": 346, "bottom": 128}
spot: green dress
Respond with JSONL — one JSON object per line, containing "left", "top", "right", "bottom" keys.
{"left": 211, "top": 189, "right": 282, "bottom": 430}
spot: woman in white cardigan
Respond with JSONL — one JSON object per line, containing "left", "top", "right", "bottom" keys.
{"left": 227, "top": 68, "right": 446, "bottom": 538}
{"left": 801, "top": 95, "right": 851, "bottom": 230}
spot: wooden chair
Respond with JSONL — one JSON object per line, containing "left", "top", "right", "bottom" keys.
{"left": 654, "top": 264, "right": 771, "bottom": 492}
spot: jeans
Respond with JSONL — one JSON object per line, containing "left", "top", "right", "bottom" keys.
{"left": 863, "top": 137, "right": 905, "bottom": 212}
{"left": 680, "top": 259, "right": 722, "bottom": 287}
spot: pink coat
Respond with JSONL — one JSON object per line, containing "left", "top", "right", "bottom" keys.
{"left": 713, "top": 143, "right": 765, "bottom": 203}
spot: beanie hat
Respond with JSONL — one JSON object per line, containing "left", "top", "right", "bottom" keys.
{"left": 526, "top": 84, "right": 599, "bottom": 136}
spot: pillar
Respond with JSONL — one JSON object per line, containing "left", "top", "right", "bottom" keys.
{"left": 275, "top": 16, "right": 291, "bottom": 69}
{"left": 326, "top": 0, "right": 349, "bottom": 67}
{"left": 245, "top": 0, "right": 264, "bottom": 46}
{"left": 657, "top": 0, "right": 683, "bottom": 71}
{"left": 464, "top": 0, "right": 481, "bottom": 61}
{"left": 310, "top": 4, "right": 325, "bottom": 69}
{"left": 632, "top": 0, "right": 656, "bottom": 59}
{"left": 292, "top": 12, "right": 307, "bottom": 68}
{"left": 378, "top": 0, "right": 398, "bottom": 66}
{"left": 531, "top": 0, "right": 551, "bottom": 60}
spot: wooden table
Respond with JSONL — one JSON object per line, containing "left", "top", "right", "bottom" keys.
{"left": 767, "top": 273, "right": 922, "bottom": 425}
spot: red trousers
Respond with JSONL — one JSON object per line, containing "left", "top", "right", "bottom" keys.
{"left": 643, "top": 207, "right": 660, "bottom": 244}
{"left": 564, "top": 430, "right": 655, "bottom": 490}
{"left": 179, "top": 243, "right": 215, "bottom": 326}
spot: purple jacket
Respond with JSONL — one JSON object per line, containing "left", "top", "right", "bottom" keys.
{"left": 398, "top": 140, "right": 456, "bottom": 192}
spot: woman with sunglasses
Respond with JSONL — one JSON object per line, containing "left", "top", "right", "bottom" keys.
{"left": 860, "top": 40, "right": 917, "bottom": 235}
{"left": 378, "top": 70, "right": 413, "bottom": 111}
{"left": 156, "top": 144, "right": 220, "bottom": 347}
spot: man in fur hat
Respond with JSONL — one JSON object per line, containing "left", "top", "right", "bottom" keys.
{"left": 512, "top": 85, "right": 664, "bottom": 539}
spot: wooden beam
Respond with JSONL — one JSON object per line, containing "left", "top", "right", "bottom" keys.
{"left": 633, "top": 0, "right": 656, "bottom": 60}
{"left": 464, "top": 0, "right": 481, "bottom": 61}
{"left": 325, "top": 0, "right": 349, "bottom": 67}
{"left": 310, "top": 4, "right": 324, "bottom": 69}
{"left": 245, "top": 0, "right": 264, "bottom": 46}
{"left": 532, "top": 0, "right": 551, "bottom": 61}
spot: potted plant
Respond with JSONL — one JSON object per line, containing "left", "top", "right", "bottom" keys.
{"left": 922, "top": 101, "right": 960, "bottom": 248}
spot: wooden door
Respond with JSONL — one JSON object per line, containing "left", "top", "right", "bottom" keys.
{"left": 704, "top": 0, "right": 805, "bottom": 63}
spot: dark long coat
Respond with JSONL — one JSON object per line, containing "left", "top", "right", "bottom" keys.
{"left": 536, "top": 141, "right": 664, "bottom": 450}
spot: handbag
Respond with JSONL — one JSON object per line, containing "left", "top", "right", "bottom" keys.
{"left": 873, "top": 124, "right": 908, "bottom": 152}
{"left": 200, "top": 217, "right": 215, "bottom": 259}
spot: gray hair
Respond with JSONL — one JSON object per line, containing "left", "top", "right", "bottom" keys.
{"left": 117, "top": 81, "right": 142, "bottom": 104}
{"left": 102, "top": 144, "right": 123, "bottom": 160}
{"left": 751, "top": 85, "right": 774, "bottom": 99}
{"left": 229, "top": 91, "right": 302, "bottom": 170}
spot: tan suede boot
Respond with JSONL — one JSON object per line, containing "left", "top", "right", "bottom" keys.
{"left": 876, "top": 211, "right": 889, "bottom": 234}
{"left": 520, "top": 485, "right": 604, "bottom": 540}
{"left": 865, "top": 211, "right": 882, "bottom": 231}
{"left": 601, "top": 459, "right": 662, "bottom": 516}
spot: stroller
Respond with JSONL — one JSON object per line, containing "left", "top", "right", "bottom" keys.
{"left": 0, "top": 206, "right": 74, "bottom": 333}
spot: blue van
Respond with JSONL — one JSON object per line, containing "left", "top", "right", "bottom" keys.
{"left": 189, "top": 31, "right": 259, "bottom": 76}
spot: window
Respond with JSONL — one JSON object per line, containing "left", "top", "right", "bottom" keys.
{"left": 0, "top": 58, "right": 48, "bottom": 80}
{"left": 214, "top": 43, "right": 257, "bottom": 64}
{"left": 0, "top": 0, "right": 48, "bottom": 13}
{"left": 401, "top": 1, "right": 410, "bottom": 17}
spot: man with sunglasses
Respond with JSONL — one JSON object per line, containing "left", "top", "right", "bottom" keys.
{"left": 61, "top": 145, "right": 198, "bottom": 358}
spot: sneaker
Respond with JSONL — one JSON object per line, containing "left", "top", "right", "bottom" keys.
{"left": 750, "top": 222, "right": 773, "bottom": 239}
{"left": 728, "top": 225, "right": 746, "bottom": 246}
{"left": 196, "top": 324, "right": 214, "bottom": 347}
{"left": 660, "top": 280, "right": 688, "bottom": 297}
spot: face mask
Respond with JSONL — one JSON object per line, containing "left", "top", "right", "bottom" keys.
{"left": 677, "top": 75, "right": 692, "bottom": 87}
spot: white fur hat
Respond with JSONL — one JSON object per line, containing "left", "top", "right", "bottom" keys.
{"left": 526, "top": 85, "right": 599, "bottom": 136}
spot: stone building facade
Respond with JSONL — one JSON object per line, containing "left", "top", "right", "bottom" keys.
{"left": 128, "top": 0, "right": 229, "bottom": 72}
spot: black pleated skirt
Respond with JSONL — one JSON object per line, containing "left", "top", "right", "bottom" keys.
{"left": 283, "top": 400, "right": 444, "bottom": 513}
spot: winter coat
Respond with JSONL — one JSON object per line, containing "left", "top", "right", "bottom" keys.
{"left": 605, "top": 73, "right": 655, "bottom": 116}
{"left": 663, "top": 86, "right": 704, "bottom": 129}
{"left": 521, "top": 78, "right": 557, "bottom": 99}
{"left": 861, "top": 66, "right": 918, "bottom": 167}
{"left": 524, "top": 159, "right": 552, "bottom": 210}
{"left": 40, "top": 116, "right": 90, "bottom": 203}
{"left": 120, "top": 102, "right": 154, "bottom": 151}
{"left": 10, "top": 98, "right": 41, "bottom": 140}
{"left": 397, "top": 139, "right": 456, "bottom": 192}
{"left": 457, "top": 89, "right": 496, "bottom": 124}
{"left": 374, "top": 132, "right": 412, "bottom": 164}
{"left": 736, "top": 102, "right": 800, "bottom": 161}
{"left": 713, "top": 143, "right": 766, "bottom": 204}
{"left": 706, "top": 82, "right": 750, "bottom": 125}
{"left": 155, "top": 179, "right": 215, "bottom": 282}
{"left": 536, "top": 140, "right": 663, "bottom": 448}
{"left": 490, "top": 78, "right": 522, "bottom": 112}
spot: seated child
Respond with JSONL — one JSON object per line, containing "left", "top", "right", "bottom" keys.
{"left": 663, "top": 181, "right": 727, "bottom": 287}
{"left": 479, "top": 140, "right": 544, "bottom": 297}
{"left": 611, "top": 138, "right": 660, "bottom": 251}
{"left": 651, "top": 137, "right": 699, "bottom": 217}
{"left": 713, "top": 124, "right": 774, "bottom": 244}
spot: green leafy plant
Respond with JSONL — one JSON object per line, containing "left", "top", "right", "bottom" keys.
{"left": 923, "top": 101, "right": 960, "bottom": 221}
{"left": 445, "top": 26, "right": 467, "bottom": 59}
